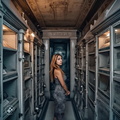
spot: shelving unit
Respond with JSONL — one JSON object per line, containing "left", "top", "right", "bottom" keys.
{"left": 33, "top": 39, "right": 46, "bottom": 118}
{"left": 2, "top": 24, "right": 19, "bottom": 120}
{"left": 74, "top": 19, "right": 120, "bottom": 120}
{"left": 0, "top": 21, "right": 45, "bottom": 120}
{"left": 23, "top": 30, "right": 33, "bottom": 120}
{"left": 90, "top": 1, "right": 120, "bottom": 118}
{"left": 39, "top": 44, "right": 46, "bottom": 109}
{"left": 75, "top": 31, "right": 96, "bottom": 120}
{"left": 0, "top": 1, "right": 46, "bottom": 120}
{"left": 112, "top": 21, "right": 120, "bottom": 120}
{"left": 74, "top": 40, "right": 88, "bottom": 120}
{"left": 74, "top": 44, "right": 82, "bottom": 117}
{"left": 87, "top": 37, "right": 96, "bottom": 120}
{"left": 96, "top": 29, "right": 110, "bottom": 120}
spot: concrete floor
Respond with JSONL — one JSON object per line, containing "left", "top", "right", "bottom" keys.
{"left": 44, "top": 101, "right": 76, "bottom": 120}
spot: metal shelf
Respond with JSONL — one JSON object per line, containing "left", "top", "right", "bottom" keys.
{"left": 89, "top": 52, "right": 95, "bottom": 55}
{"left": 98, "top": 88, "right": 110, "bottom": 105}
{"left": 114, "top": 43, "right": 120, "bottom": 48}
{"left": 98, "top": 46, "right": 110, "bottom": 52}
{"left": 3, "top": 47, "right": 17, "bottom": 52}
{"left": 3, "top": 71, "right": 18, "bottom": 83}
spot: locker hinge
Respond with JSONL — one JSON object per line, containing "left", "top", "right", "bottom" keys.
{"left": 19, "top": 113, "right": 23, "bottom": 118}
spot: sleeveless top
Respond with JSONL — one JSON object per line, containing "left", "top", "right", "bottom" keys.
{"left": 54, "top": 75, "right": 66, "bottom": 92}
{"left": 53, "top": 75, "right": 66, "bottom": 103}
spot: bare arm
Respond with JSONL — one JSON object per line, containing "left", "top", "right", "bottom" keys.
{"left": 54, "top": 69, "right": 70, "bottom": 95}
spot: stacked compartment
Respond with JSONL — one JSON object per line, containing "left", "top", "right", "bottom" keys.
{"left": 87, "top": 37, "right": 96, "bottom": 120}
{"left": 74, "top": 40, "right": 87, "bottom": 120}
{"left": 97, "top": 30, "right": 110, "bottom": 120}
{"left": 23, "top": 30, "right": 32, "bottom": 120}
{"left": 33, "top": 39, "right": 46, "bottom": 118}
{"left": 2, "top": 25, "right": 19, "bottom": 120}
{"left": 112, "top": 22, "right": 120, "bottom": 120}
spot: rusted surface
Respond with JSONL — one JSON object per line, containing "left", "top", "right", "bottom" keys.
{"left": 12, "top": 0, "right": 114, "bottom": 30}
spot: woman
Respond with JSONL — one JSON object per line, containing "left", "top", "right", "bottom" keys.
{"left": 50, "top": 54, "right": 70, "bottom": 120}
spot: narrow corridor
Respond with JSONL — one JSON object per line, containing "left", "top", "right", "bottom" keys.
{"left": 1, "top": 0, "right": 120, "bottom": 120}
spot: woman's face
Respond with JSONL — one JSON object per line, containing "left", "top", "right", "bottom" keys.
{"left": 56, "top": 55, "right": 62, "bottom": 66}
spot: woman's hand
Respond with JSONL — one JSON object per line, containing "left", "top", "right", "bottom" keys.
{"left": 65, "top": 90, "right": 70, "bottom": 96}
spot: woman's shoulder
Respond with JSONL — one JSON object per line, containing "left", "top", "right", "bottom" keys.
{"left": 54, "top": 69, "right": 61, "bottom": 74}
{"left": 54, "top": 68, "right": 61, "bottom": 72}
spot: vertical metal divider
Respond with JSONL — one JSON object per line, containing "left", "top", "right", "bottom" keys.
{"left": 80, "top": 44, "right": 84, "bottom": 119}
{"left": 38, "top": 47, "right": 40, "bottom": 106}
{"left": 82, "top": 42, "right": 86, "bottom": 119}
{"left": 0, "top": 8, "right": 3, "bottom": 120}
{"left": 85, "top": 41, "right": 88, "bottom": 118}
{"left": 110, "top": 26, "right": 113, "bottom": 120}
{"left": 95, "top": 35, "right": 98, "bottom": 120}
{"left": 37, "top": 45, "right": 39, "bottom": 106}
{"left": 30, "top": 39, "right": 35, "bottom": 117}
{"left": 35, "top": 44, "right": 37, "bottom": 109}
{"left": 86, "top": 42, "right": 88, "bottom": 108}
{"left": 18, "top": 29, "right": 25, "bottom": 120}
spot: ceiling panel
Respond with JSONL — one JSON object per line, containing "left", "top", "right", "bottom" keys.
{"left": 12, "top": 0, "right": 114, "bottom": 30}
{"left": 25, "top": 0, "right": 95, "bottom": 28}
